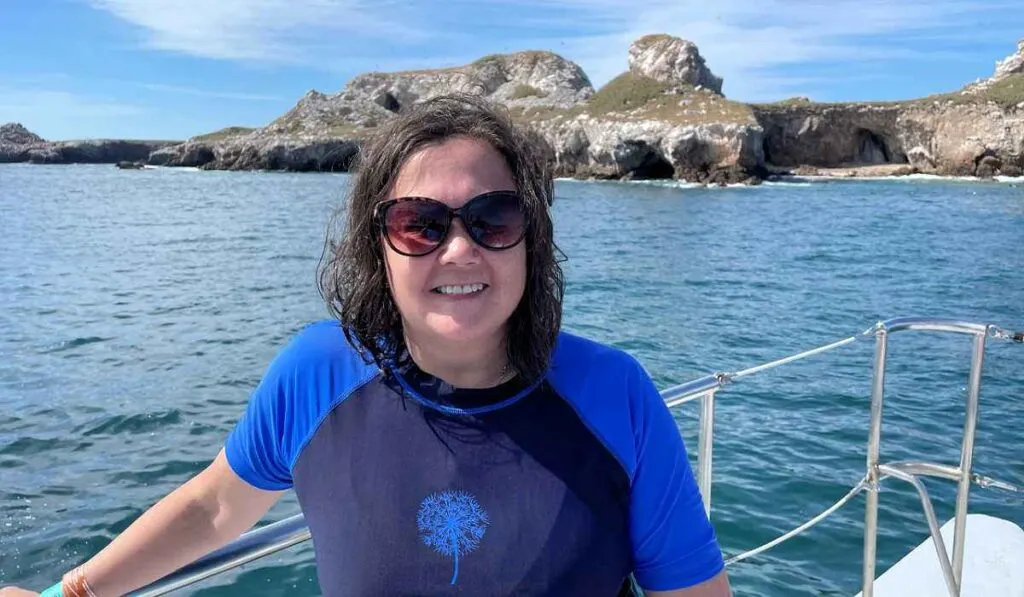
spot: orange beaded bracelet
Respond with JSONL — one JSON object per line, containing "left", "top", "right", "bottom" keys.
{"left": 61, "top": 566, "right": 98, "bottom": 597}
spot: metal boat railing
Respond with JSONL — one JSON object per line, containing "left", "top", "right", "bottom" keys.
{"left": 127, "top": 317, "right": 1023, "bottom": 597}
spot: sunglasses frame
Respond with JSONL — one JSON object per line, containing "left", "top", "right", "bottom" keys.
{"left": 374, "top": 190, "right": 527, "bottom": 257}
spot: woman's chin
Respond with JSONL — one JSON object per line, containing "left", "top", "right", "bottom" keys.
{"left": 421, "top": 317, "right": 504, "bottom": 345}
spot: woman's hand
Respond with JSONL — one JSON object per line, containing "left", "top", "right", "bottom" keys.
{"left": 0, "top": 587, "right": 40, "bottom": 596}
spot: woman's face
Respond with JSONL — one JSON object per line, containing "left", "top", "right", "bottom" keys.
{"left": 382, "top": 136, "right": 527, "bottom": 348}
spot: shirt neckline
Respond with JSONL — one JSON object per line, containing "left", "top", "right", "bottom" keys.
{"left": 389, "top": 360, "right": 539, "bottom": 416}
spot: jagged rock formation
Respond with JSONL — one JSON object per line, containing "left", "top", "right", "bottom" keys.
{"left": 752, "top": 39, "right": 1024, "bottom": 178}
{"left": 753, "top": 104, "right": 907, "bottom": 167}
{"left": 348, "top": 51, "right": 594, "bottom": 111}
{"left": 1, "top": 123, "right": 44, "bottom": 146}
{"left": 964, "top": 38, "right": 1024, "bottom": 94}
{"left": 151, "top": 51, "right": 594, "bottom": 171}
{"left": 152, "top": 35, "right": 758, "bottom": 183}
{"left": 753, "top": 100, "right": 1023, "bottom": 178}
{"left": 627, "top": 34, "right": 724, "bottom": 95}
{"left": 8, "top": 35, "right": 1024, "bottom": 182}
{"left": 1, "top": 123, "right": 47, "bottom": 162}
{"left": 519, "top": 35, "right": 753, "bottom": 183}
{"left": 899, "top": 100, "right": 1023, "bottom": 176}
{"left": 537, "top": 116, "right": 762, "bottom": 183}
{"left": 0, "top": 123, "right": 177, "bottom": 165}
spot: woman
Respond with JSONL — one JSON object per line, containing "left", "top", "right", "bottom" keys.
{"left": 1, "top": 94, "right": 731, "bottom": 597}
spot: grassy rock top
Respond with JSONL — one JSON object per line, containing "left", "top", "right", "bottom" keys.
{"left": 512, "top": 72, "right": 754, "bottom": 126}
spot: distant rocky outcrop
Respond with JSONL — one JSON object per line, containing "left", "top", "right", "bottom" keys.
{"left": 1, "top": 123, "right": 47, "bottom": 162}
{"left": 519, "top": 34, "right": 750, "bottom": 183}
{"left": 754, "top": 104, "right": 907, "bottom": 168}
{"left": 752, "top": 38, "right": 1024, "bottom": 178}
{"left": 964, "top": 38, "right": 1024, "bottom": 95}
{"left": 150, "top": 51, "right": 594, "bottom": 171}
{"left": 1, "top": 123, "right": 44, "bottom": 146}
{"left": 154, "top": 36, "right": 758, "bottom": 183}
{"left": 0, "top": 123, "right": 178, "bottom": 165}
{"left": 753, "top": 99, "right": 1023, "bottom": 178}
{"left": 348, "top": 51, "right": 594, "bottom": 112}
{"left": 627, "top": 34, "right": 724, "bottom": 95}
{"left": 9, "top": 35, "right": 1024, "bottom": 183}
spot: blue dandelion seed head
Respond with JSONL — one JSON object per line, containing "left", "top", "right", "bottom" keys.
{"left": 417, "top": 490, "right": 490, "bottom": 557}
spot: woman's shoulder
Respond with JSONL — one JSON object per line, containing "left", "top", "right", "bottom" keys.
{"left": 548, "top": 330, "right": 656, "bottom": 410}
{"left": 260, "top": 319, "right": 379, "bottom": 383}
{"left": 551, "top": 330, "right": 646, "bottom": 374}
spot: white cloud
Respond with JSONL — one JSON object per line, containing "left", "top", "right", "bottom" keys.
{"left": 88, "top": 0, "right": 427, "bottom": 62}
{"left": 88, "top": 0, "right": 1022, "bottom": 101}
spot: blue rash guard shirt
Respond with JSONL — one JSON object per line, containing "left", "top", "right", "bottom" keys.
{"left": 225, "top": 320, "right": 724, "bottom": 596}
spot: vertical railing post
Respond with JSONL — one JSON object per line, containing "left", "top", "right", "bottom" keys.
{"left": 862, "top": 328, "right": 889, "bottom": 597}
{"left": 697, "top": 390, "right": 716, "bottom": 515}
{"left": 951, "top": 333, "right": 986, "bottom": 590}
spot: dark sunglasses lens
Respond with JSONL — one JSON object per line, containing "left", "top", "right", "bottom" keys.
{"left": 464, "top": 193, "right": 525, "bottom": 249}
{"left": 383, "top": 201, "right": 449, "bottom": 255}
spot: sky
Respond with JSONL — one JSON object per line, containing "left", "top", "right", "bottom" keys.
{"left": 2, "top": 0, "right": 1022, "bottom": 141}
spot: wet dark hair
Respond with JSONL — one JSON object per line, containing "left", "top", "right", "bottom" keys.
{"left": 317, "top": 93, "right": 564, "bottom": 382}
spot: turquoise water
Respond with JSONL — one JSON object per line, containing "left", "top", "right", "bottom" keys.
{"left": 1, "top": 163, "right": 1022, "bottom": 596}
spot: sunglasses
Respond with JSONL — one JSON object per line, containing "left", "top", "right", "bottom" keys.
{"left": 375, "top": 191, "right": 527, "bottom": 257}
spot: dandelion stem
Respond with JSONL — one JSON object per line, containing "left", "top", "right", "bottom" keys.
{"left": 451, "top": 536, "right": 459, "bottom": 584}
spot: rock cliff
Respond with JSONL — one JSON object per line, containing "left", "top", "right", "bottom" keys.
{"left": 0, "top": 123, "right": 178, "bottom": 165}
{"left": 627, "top": 34, "right": 723, "bottom": 95}
{"left": 152, "top": 50, "right": 595, "bottom": 172}
{"left": 0, "top": 123, "right": 46, "bottom": 162}
{"left": 964, "top": 38, "right": 1024, "bottom": 95}
{"left": 8, "top": 35, "right": 1024, "bottom": 183}
{"left": 153, "top": 36, "right": 759, "bottom": 183}
{"left": 753, "top": 83, "right": 1024, "bottom": 177}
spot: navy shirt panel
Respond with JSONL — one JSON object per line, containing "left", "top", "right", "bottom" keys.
{"left": 291, "top": 376, "right": 633, "bottom": 596}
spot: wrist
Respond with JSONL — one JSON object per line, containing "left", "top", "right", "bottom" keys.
{"left": 60, "top": 566, "right": 98, "bottom": 597}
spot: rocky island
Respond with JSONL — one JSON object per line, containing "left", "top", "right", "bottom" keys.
{"left": 3, "top": 34, "right": 1022, "bottom": 184}
{"left": 0, "top": 123, "right": 178, "bottom": 166}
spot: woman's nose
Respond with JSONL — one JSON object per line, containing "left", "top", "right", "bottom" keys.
{"left": 437, "top": 219, "right": 481, "bottom": 264}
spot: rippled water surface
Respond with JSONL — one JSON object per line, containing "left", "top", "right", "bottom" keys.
{"left": 1, "top": 164, "right": 1022, "bottom": 596}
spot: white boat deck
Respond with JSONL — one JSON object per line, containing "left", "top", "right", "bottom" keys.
{"left": 856, "top": 514, "right": 1024, "bottom": 597}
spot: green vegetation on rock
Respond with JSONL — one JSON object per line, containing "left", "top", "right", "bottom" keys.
{"left": 585, "top": 72, "right": 670, "bottom": 114}
{"left": 923, "top": 74, "right": 1024, "bottom": 108}
{"left": 752, "top": 74, "right": 1024, "bottom": 112}
{"left": 508, "top": 71, "right": 753, "bottom": 126}
{"left": 473, "top": 50, "right": 553, "bottom": 69}
{"left": 981, "top": 74, "right": 1024, "bottom": 106}
{"left": 192, "top": 126, "right": 256, "bottom": 142}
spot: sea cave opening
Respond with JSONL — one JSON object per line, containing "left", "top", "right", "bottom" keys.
{"left": 855, "top": 129, "right": 893, "bottom": 164}
{"left": 623, "top": 142, "right": 675, "bottom": 180}
{"left": 376, "top": 92, "right": 401, "bottom": 113}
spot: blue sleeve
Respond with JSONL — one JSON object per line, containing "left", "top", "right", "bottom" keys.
{"left": 224, "top": 320, "right": 379, "bottom": 491}
{"left": 627, "top": 359, "right": 725, "bottom": 591}
{"left": 224, "top": 356, "right": 295, "bottom": 491}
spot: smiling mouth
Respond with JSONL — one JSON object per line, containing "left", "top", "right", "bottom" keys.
{"left": 431, "top": 283, "right": 488, "bottom": 295}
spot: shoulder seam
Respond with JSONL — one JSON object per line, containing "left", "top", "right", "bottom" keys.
{"left": 546, "top": 379, "right": 636, "bottom": 485}
{"left": 287, "top": 370, "right": 382, "bottom": 474}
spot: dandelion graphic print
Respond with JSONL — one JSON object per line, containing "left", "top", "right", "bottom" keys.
{"left": 417, "top": 490, "right": 490, "bottom": 585}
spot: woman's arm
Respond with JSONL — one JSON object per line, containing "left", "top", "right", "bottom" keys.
{"left": 624, "top": 357, "right": 732, "bottom": 595}
{"left": 645, "top": 570, "right": 732, "bottom": 597}
{"left": 2, "top": 449, "right": 283, "bottom": 597}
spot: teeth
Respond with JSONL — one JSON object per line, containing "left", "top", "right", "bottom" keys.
{"left": 435, "top": 283, "right": 485, "bottom": 295}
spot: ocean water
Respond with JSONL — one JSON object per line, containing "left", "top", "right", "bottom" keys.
{"left": 1, "top": 163, "right": 1022, "bottom": 596}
